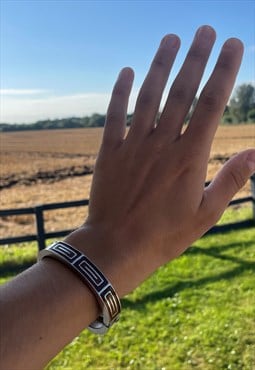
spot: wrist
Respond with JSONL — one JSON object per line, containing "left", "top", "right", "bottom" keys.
{"left": 63, "top": 221, "right": 167, "bottom": 298}
{"left": 38, "top": 253, "right": 100, "bottom": 328}
{"left": 64, "top": 224, "right": 132, "bottom": 297}
{"left": 39, "top": 241, "right": 121, "bottom": 334}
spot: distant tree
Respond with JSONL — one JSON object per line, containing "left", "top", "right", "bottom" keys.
{"left": 81, "top": 116, "right": 90, "bottom": 127}
{"left": 3, "top": 85, "right": 254, "bottom": 133}
{"left": 229, "top": 84, "right": 255, "bottom": 122}
{"left": 223, "top": 105, "right": 230, "bottom": 115}
{"left": 221, "top": 105, "right": 235, "bottom": 124}
{"left": 88, "top": 113, "right": 105, "bottom": 127}
{"left": 222, "top": 114, "right": 234, "bottom": 124}
{"left": 247, "top": 108, "right": 255, "bottom": 123}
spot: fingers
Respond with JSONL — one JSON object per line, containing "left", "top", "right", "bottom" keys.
{"left": 199, "top": 149, "right": 255, "bottom": 228}
{"left": 102, "top": 68, "right": 134, "bottom": 148}
{"left": 157, "top": 25, "right": 216, "bottom": 140}
{"left": 185, "top": 38, "right": 244, "bottom": 153}
{"left": 126, "top": 34, "right": 180, "bottom": 141}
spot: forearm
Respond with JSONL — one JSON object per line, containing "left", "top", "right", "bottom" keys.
{"left": 0, "top": 236, "right": 100, "bottom": 370}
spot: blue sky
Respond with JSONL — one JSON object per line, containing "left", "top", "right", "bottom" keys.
{"left": 1, "top": 0, "right": 255, "bottom": 123}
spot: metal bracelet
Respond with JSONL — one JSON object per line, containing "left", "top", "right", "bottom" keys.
{"left": 38, "top": 241, "right": 121, "bottom": 334}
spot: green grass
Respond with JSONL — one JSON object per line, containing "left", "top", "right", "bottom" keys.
{"left": 0, "top": 207, "right": 254, "bottom": 369}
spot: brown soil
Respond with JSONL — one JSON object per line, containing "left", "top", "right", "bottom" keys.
{"left": 0, "top": 126, "right": 254, "bottom": 239}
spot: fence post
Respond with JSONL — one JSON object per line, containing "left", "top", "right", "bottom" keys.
{"left": 251, "top": 175, "right": 255, "bottom": 222}
{"left": 35, "top": 206, "right": 46, "bottom": 251}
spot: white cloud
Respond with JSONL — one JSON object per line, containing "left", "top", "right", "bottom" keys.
{"left": 0, "top": 85, "right": 177, "bottom": 123}
{"left": 0, "top": 92, "right": 139, "bottom": 123}
{"left": 0, "top": 89, "right": 49, "bottom": 96}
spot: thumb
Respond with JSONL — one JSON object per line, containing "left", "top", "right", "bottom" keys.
{"left": 199, "top": 149, "right": 255, "bottom": 227}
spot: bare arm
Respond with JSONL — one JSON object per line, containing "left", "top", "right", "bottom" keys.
{"left": 1, "top": 25, "right": 254, "bottom": 370}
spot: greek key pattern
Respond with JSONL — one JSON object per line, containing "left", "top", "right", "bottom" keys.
{"left": 38, "top": 241, "right": 121, "bottom": 332}
{"left": 51, "top": 242, "right": 108, "bottom": 291}
{"left": 101, "top": 285, "right": 121, "bottom": 319}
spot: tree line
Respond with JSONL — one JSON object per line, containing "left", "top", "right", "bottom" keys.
{"left": 1, "top": 84, "right": 254, "bottom": 132}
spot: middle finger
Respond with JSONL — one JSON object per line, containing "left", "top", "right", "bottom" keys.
{"left": 157, "top": 25, "right": 216, "bottom": 141}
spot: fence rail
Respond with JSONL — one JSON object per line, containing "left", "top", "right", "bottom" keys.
{"left": 0, "top": 177, "right": 254, "bottom": 251}
{"left": 0, "top": 199, "right": 89, "bottom": 250}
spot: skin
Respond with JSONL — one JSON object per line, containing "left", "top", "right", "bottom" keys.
{"left": 0, "top": 26, "right": 254, "bottom": 370}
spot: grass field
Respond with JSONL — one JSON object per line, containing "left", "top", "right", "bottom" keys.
{"left": 0, "top": 125, "right": 254, "bottom": 239}
{"left": 0, "top": 207, "right": 254, "bottom": 369}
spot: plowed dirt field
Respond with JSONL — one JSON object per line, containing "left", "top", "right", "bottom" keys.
{"left": 1, "top": 125, "right": 254, "bottom": 238}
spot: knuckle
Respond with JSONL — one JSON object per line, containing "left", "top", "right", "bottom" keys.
{"left": 216, "top": 58, "right": 232, "bottom": 70}
{"left": 199, "top": 89, "right": 221, "bottom": 112}
{"left": 113, "top": 82, "right": 128, "bottom": 97}
{"left": 137, "top": 91, "right": 154, "bottom": 107}
{"left": 113, "top": 84, "right": 126, "bottom": 97}
{"left": 228, "top": 168, "right": 246, "bottom": 190}
{"left": 216, "top": 50, "right": 233, "bottom": 70}
{"left": 153, "top": 53, "right": 167, "bottom": 69}
{"left": 106, "top": 111, "right": 120, "bottom": 124}
{"left": 169, "top": 85, "right": 188, "bottom": 102}
{"left": 187, "top": 47, "right": 206, "bottom": 62}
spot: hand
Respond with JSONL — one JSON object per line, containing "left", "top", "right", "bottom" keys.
{"left": 67, "top": 25, "right": 255, "bottom": 297}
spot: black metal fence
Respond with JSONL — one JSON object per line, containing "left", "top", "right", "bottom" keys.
{"left": 0, "top": 199, "right": 88, "bottom": 250}
{"left": 0, "top": 176, "right": 254, "bottom": 251}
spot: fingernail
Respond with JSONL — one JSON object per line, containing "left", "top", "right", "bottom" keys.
{"left": 247, "top": 151, "right": 255, "bottom": 172}
{"left": 196, "top": 25, "right": 215, "bottom": 43}
{"left": 161, "top": 34, "right": 180, "bottom": 49}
